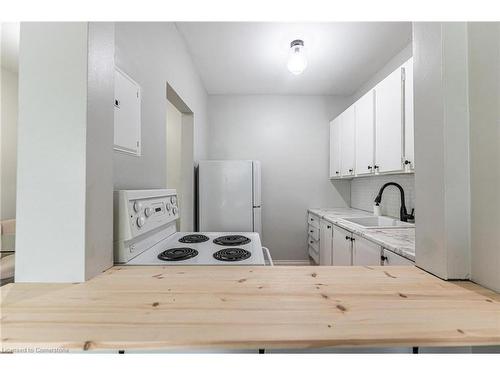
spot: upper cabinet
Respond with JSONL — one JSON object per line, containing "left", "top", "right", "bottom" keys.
{"left": 340, "top": 106, "right": 355, "bottom": 177}
{"left": 375, "top": 67, "right": 403, "bottom": 173}
{"left": 330, "top": 58, "right": 414, "bottom": 179}
{"left": 403, "top": 58, "right": 414, "bottom": 171}
{"left": 329, "top": 117, "right": 341, "bottom": 178}
{"left": 355, "top": 90, "right": 375, "bottom": 176}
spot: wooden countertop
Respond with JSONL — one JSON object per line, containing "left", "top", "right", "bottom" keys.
{"left": 1, "top": 266, "right": 499, "bottom": 352}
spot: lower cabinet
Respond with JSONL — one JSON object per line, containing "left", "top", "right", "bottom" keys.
{"left": 352, "top": 234, "right": 383, "bottom": 266}
{"left": 307, "top": 215, "right": 413, "bottom": 267}
{"left": 332, "top": 225, "right": 353, "bottom": 265}
{"left": 382, "top": 249, "right": 415, "bottom": 266}
{"left": 319, "top": 220, "right": 333, "bottom": 265}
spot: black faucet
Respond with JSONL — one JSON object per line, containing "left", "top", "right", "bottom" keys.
{"left": 374, "top": 182, "right": 414, "bottom": 222}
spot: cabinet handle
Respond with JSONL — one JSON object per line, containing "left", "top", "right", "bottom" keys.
{"left": 348, "top": 169, "right": 353, "bottom": 173}
{"left": 381, "top": 255, "right": 388, "bottom": 262}
{"left": 335, "top": 171, "right": 339, "bottom": 175}
{"left": 310, "top": 230, "right": 313, "bottom": 233}
{"left": 345, "top": 236, "right": 350, "bottom": 241}
{"left": 327, "top": 225, "right": 331, "bottom": 229}
{"left": 350, "top": 237, "right": 355, "bottom": 242}
{"left": 367, "top": 166, "right": 372, "bottom": 170}
{"left": 374, "top": 165, "right": 379, "bottom": 170}
{"left": 404, "top": 160, "right": 411, "bottom": 165}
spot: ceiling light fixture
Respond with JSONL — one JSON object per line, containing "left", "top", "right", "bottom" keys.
{"left": 287, "top": 39, "right": 307, "bottom": 75}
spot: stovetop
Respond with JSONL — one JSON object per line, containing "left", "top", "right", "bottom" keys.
{"left": 126, "top": 232, "right": 265, "bottom": 266}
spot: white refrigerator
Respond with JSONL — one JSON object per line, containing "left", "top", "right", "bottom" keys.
{"left": 198, "top": 160, "right": 262, "bottom": 237}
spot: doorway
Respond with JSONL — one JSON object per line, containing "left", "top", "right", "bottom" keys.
{"left": 166, "top": 83, "right": 194, "bottom": 231}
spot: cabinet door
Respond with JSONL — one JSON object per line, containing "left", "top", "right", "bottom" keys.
{"left": 375, "top": 67, "right": 403, "bottom": 173}
{"left": 340, "top": 106, "right": 355, "bottom": 177}
{"left": 332, "top": 225, "right": 352, "bottom": 265}
{"left": 403, "top": 58, "right": 414, "bottom": 170}
{"left": 319, "top": 220, "right": 333, "bottom": 265}
{"left": 114, "top": 68, "right": 141, "bottom": 156}
{"left": 352, "top": 234, "right": 382, "bottom": 266}
{"left": 329, "top": 118, "right": 342, "bottom": 178}
{"left": 355, "top": 90, "right": 375, "bottom": 175}
{"left": 382, "top": 249, "right": 414, "bottom": 266}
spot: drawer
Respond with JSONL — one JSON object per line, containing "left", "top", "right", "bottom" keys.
{"left": 307, "top": 213, "right": 320, "bottom": 229}
{"left": 309, "top": 245, "right": 320, "bottom": 264}
{"left": 307, "top": 225, "right": 320, "bottom": 241}
{"left": 307, "top": 236, "right": 319, "bottom": 252}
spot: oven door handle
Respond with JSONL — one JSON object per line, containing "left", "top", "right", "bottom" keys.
{"left": 262, "top": 247, "right": 274, "bottom": 266}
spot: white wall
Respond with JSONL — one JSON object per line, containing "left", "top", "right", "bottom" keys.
{"left": 348, "top": 43, "right": 412, "bottom": 105}
{"left": 114, "top": 23, "right": 208, "bottom": 190}
{"left": 84, "top": 23, "right": 115, "bottom": 280}
{"left": 207, "top": 95, "right": 351, "bottom": 261}
{"left": 16, "top": 23, "right": 114, "bottom": 282}
{"left": 1, "top": 68, "right": 17, "bottom": 220}
{"left": 413, "top": 22, "right": 471, "bottom": 280}
{"left": 468, "top": 23, "right": 500, "bottom": 292}
{"left": 166, "top": 101, "right": 182, "bottom": 230}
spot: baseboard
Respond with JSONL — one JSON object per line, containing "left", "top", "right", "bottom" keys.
{"left": 273, "top": 259, "right": 312, "bottom": 266}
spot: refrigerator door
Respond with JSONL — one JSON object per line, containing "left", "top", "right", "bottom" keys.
{"left": 199, "top": 160, "right": 254, "bottom": 232}
{"left": 253, "top": 207, "right": 262, "bottom": 238}
{"left": 252, "top": 160, "right": 261, "bottom": 207}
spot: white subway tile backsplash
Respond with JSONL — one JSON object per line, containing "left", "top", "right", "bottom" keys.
{"left": 350, "top": 174, "right": 415, "bottom": 219}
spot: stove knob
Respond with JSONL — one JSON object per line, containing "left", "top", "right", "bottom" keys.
{"left": 136, "top": 216, "right": 145, "bottom": 228}
{"left": 133, "top": 201, "right": 142, "bottom": 212}
{"left": 170, "top": 196, "right": 177, "bottom": 205}
{"left": 172, "top": 207, "right": 178, "bottom": 215}
{"left": 144, "top": 207, "right": 154, "bottom": 217}
{"left": 166, "top": 202, "right": 172, "bottom": 211}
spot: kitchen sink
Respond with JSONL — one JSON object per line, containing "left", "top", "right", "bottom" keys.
{"left": 341, "top": 216, "right": 415, "bottom": 229}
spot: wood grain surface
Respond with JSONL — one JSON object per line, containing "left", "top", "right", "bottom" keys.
{"left": 1, "top": 266, "right": 499, "bottom": 352}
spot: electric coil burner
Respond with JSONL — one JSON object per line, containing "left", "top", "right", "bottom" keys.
{"left": 114, "top": 190, "right": 269, "bottom": 266}
{"left": 157, "top": 248, "right": 199, "bottom": 262}
{"left": 213, "top": 248, "right": 252, "bottom": 262}
{"left": 213, "top": 235, "right": 251, "bottom": 246}
{"left": 178, "top": 234, "right": 210, "bottom": 243}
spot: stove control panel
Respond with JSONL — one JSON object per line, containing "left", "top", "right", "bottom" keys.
{"left": 114, "top": 189, "right": 179, "bottom": 263}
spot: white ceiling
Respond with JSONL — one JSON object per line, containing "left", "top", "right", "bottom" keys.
{"left": 176, "top": 22, "right": 412, "bottom": 96}
{"left": 1, "top": 22, "right": 20, "bottom": 73}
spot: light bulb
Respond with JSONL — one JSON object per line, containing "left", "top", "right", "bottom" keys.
{"left": 287, "top": 40, "right": 307, "bottom": 75}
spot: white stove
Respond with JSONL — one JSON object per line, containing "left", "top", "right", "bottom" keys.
{"left": 113, "top": 189, "right": 270, "bottom": 266}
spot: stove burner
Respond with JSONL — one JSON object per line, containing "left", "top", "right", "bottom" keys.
{"left": 213, "top": 235, "right": 251, "bottom": 246}
{"left": 178, "top": 234, "right": 209, "bottom": 244}
{"left": 213, "top": 248, "right": 251, "bottom": 262}
{"left": 158, "top": 248, "right": 198, "bottom": 261}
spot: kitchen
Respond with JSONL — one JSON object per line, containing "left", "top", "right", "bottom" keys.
{"left": 1, "top": 11, "right": 500, "bottom": 367}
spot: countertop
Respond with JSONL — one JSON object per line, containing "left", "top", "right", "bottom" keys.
{"left": 309, "top": 208, "right": 415, "bottom": 261}
{"left": 1, "top": 266, "right": 499, "bottom": 352}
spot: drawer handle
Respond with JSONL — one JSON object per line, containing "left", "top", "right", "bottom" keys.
{"left": 310, "top": 230, "right": 313, "bottom": 233}
{"left": 381, "top": 255, "right": 388, "bottom": 262}
{"left": 327, "top": 225, "right": 331, "bottom": 229}
{"left": 345, "top": 236, "right": 350, "bottom": 240}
